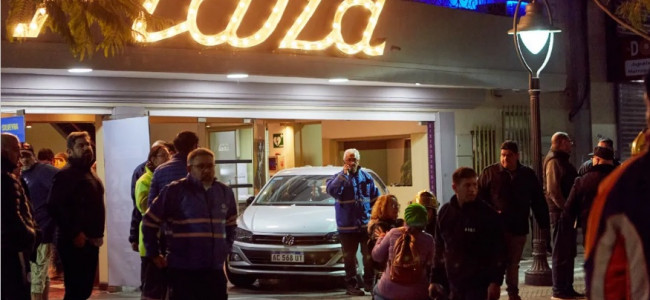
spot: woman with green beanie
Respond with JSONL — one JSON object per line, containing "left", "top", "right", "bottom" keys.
{"left": 371, "top": 204, "right": 434, "bottom": 300}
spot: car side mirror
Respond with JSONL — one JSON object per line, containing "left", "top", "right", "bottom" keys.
{"left": 246, "top": 196, "right": 255, "bottom": 207}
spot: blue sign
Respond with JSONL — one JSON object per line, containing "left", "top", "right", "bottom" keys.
{"left": 1, "top": 116, "right": 26, "bottom": 142}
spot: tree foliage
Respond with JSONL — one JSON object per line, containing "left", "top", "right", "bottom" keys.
{"left": 6, "top": 0, "right": 170, "bottom": 60}
{"left": 595, "top": 0, "right": 650, "bottom": 41}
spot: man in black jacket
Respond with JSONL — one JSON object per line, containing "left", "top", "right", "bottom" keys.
{"left": 48, "top": 131, "right": 105, "bottom": 300}
{"left": 552, "top": 146, "right": 616, "bottom": 299}
{"left": 478, "top": 141, "right": 549, "bottom": 300}
{"left": 576, "top": 138, "right": 620, "bottom": 176}
{"left": 430, "top": 167, "right": 506, "bottom": 300}
{"left": 1, "top": 133, "right": 37, "bottom": 300}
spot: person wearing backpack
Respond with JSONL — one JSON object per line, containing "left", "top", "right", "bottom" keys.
{"left": 371, "top": 203, "right": 434, "bottom": 300}
{"left": 429, "top": 167, "right": 506, "bottom": 300}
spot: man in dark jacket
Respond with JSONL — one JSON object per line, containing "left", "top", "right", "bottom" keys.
{"left": 543, "top": 132, "right": 578, "bottom": 248}
{"left": 48, "top": 131, "right": 105, "bottom": 300}
{"left": 326, "top": 148, "right": 380, "bottom": 296}
{"left": 143, "top": 148, "right": 238, "bottom": 300}
{"left": 552, "top": 146, "right": 616, "bottom": 299}
{"left": 430, "top": 167, "right": 506, "bottom": 300}
{"left": 478, "top": 140, "right": 549, "bottom": 300}
{"left": 576, "top": 138, "right": 620, "bottom": 176}
{"left": 19, "top": 142, "right": 59, "bottom": 300}
{"left": 1, "top": 133, "right": 37, "bottom": 300}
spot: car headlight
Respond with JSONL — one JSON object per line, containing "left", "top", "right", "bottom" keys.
{"left": 235, "top": 227, "right": 253, "bottom": 242}
{"left": 325, "top": 231, "right": 340, "bottom": 244}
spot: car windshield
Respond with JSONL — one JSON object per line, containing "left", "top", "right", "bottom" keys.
{"left": 254, "top": 175, "right": 335, "bottom": 206}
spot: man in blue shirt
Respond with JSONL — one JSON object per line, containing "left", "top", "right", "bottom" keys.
{"left": 143, "top": 148, "right": 238, "bottom": 300}
{"left": 326, "top": 148, "right": 379, "bottom": 296}
{"left": 19, "top": 142, "right": 59, "bottom": 300}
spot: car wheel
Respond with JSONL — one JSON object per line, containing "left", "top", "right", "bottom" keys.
{"left": 226, "top": 266, "right": 257, "bottom": 287}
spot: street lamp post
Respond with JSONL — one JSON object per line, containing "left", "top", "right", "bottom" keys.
{"left": 508, "top": 0, "right": 560, "bottom": 286}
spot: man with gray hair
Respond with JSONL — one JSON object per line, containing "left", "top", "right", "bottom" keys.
{"left": 326, "top": 148, "right": 379, "bottom": 296}
{"left": 143, "top": 148, "right": 238, "bottom": 299}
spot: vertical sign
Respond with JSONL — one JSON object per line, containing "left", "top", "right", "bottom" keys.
{"left": 1, "top": 116, "right": 26, "bottom": 142}
{"left": 427, "top": 121, "right": 436, "bottom": 195}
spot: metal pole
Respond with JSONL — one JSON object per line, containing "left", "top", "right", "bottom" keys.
{"left": 524, "top": 75, "right": 552, "bottom": 286}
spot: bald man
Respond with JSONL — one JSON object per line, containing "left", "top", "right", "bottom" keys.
{"left": 1, "top": 133, "right": 37, "bottom": 300}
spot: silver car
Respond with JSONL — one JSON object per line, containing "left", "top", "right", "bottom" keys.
{"left": 226, "top": 166, "right": 387, "bottom": 287}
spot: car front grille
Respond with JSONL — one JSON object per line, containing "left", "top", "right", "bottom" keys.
{"left": 241, "top": 249, "right": 339, "bottom": 265}
{"left": 252, "top": 234, "right": 336, "bottom": 245}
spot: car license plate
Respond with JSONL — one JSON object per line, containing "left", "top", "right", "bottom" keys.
{"left": 271, "top": 252, "right": 304, "bottom": 263}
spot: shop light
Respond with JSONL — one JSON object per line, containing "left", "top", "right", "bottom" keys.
{"left": 328, "top": 78, "right": 349, "bottom": 83}
{"left": 227, "top": 73, "right": 249, "bottom": 79}
{"left": 68, "top": 68, "right": 93, "bottom": 73}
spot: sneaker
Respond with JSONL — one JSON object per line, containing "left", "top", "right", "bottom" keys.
{"left": 346, "top": 286, "right": 365, "bottom": 296}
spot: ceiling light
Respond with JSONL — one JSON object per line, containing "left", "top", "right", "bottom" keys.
{"left": 415, "top": 83, "right": 421, "bottom": 86}
{"left": 68, "top": 68, "right": 93, "bottom": 73}
{"left": 227, "top": 73, "right": 249, "bottom": 79}
{"left": 328, "top": 78, "right": 349, "bottom": 83}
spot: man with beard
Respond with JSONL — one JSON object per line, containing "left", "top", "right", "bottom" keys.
{"left": 47, "top": 131, "right": 105, "bottom": 300}
{"left": 2, "top": 133, "right": 37, "bottom": 300}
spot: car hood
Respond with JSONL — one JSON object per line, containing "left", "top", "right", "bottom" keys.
{"left": 239, "top": 205, "right": 337, "bottom": 234}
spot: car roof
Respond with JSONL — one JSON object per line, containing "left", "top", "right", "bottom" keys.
{"left": 273, "top": 166, "right": 377, "bottom": 176}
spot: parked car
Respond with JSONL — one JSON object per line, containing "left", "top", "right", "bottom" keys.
{"left": 226, "top": 166, "right": 388, "bottom": 287}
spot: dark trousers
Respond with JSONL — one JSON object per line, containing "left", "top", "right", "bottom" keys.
{"left": 504, "top": 233, "right": 527, "bottom": 296}
{"left": 168, "top": 268, "right": 227, "bottom": 300}
{"left": 551, "top": 218, "right": 577, "bottom": 294}
{"left": 142, "top": 257, "right": 167, "bottom": 299}
{"left": 57, "top": 241, "right": 99, "bottom": 300}
{"left": 449, "top": 283, "right": 488, "bottom": 300}
{"left": 339, "top": 231, "right": 373, "bottom": 287}
{"left": 1, "top": 251, "right": 30, "bottom": 300}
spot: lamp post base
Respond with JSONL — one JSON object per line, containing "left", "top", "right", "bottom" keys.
{"left": 525, "top": 220, "right": 553, "bottom": 286}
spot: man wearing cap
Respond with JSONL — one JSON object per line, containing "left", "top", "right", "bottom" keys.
{"left": 577, "top": 138, "right": 620, "bottom": 176}
{"left": 19, "top": 142, "right": 59, "bottom": 300}
{"left": 551, "top": 146, "right": 616, "bottom": 299}
{"left": 478, "top": 140, "right": 549, "bottom": 300}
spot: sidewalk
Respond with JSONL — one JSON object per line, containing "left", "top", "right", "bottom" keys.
{"left": 49, "top": 257, "right": 585, "bottom": 300}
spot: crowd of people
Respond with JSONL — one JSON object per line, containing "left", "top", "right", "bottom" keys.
{"left": 2, "top": 78, "right": 649, "bottom": 300}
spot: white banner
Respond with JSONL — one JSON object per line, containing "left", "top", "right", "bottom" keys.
{"left": 103, "top": 116, "right": 150, "bottom": 287}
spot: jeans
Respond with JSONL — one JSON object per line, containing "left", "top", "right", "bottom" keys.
{"left": 504, "top": 233, "right": 527, "bottom": 296}
{"left": 338, "top": 231, "right": 373, "bottom": 287}
{"left": 551, "top": 218, "right": 577, "bottom": 294}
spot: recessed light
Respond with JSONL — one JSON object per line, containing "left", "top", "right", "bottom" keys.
{"left": 415, "top": 83, "right": 421, "bottom": 86}
{"left": 68, "top": 68, "right": 93, "bottom": 73}
{"left": 227, "top": 73, "right": 249, "bottom": 79}
{"left": 328, "top": 78, "right": 349, "bottom": 83}
{"left": 26, "top": 125, "right": 32, "bottom": 129}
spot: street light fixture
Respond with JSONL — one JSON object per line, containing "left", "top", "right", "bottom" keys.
{"left": 508, "top": 0, "right": 561, "bottom": 286}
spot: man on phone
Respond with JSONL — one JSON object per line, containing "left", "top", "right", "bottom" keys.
{"left": 326, "top": 148, "right": 380, "bottom": 296}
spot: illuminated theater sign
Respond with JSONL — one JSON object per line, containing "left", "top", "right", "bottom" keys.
{"left": 13, "top": 0, "right": 386, "bottom": 56}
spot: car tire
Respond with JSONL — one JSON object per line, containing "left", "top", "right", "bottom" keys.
{"left": 226, "top": 266, "right": 257, "bottom": 287}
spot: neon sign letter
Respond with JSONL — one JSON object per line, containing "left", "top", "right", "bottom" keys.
{"left": 13, "top": 0, "right": 386, "bottom": 56}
